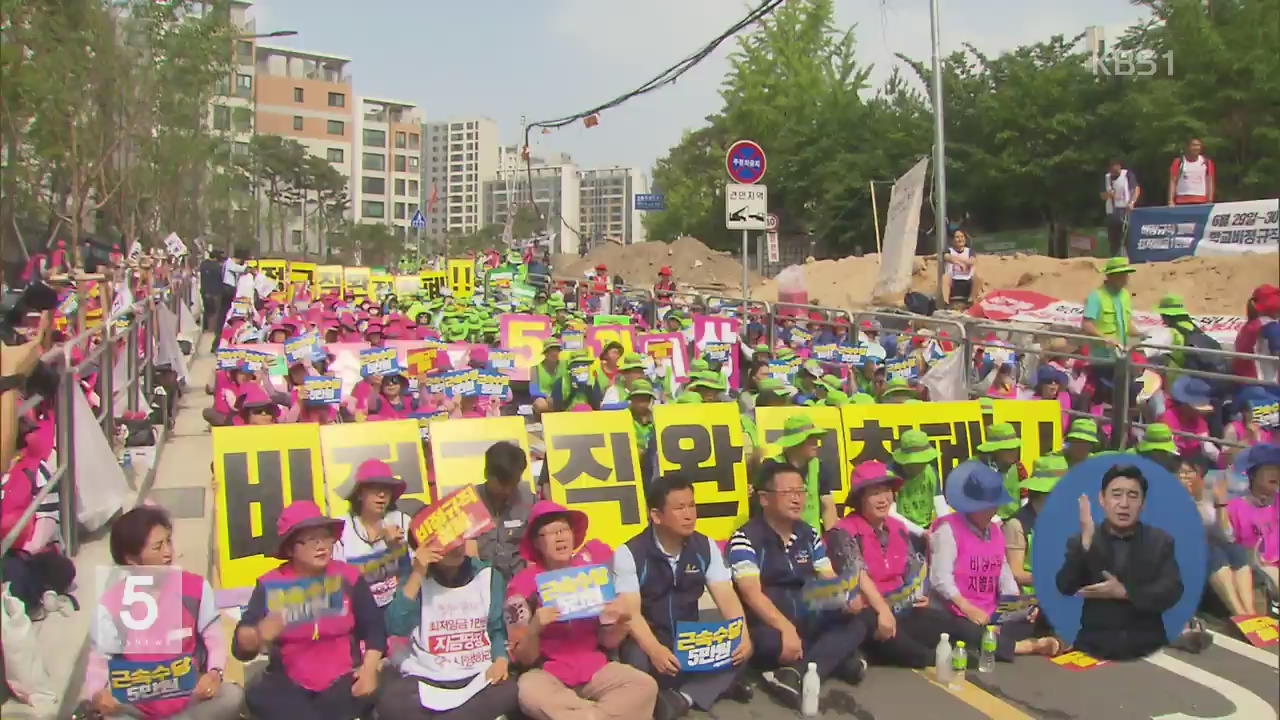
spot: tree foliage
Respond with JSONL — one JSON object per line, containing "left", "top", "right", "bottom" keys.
{"left": 645, "top": 0, "right": 1280, "bottom": 255}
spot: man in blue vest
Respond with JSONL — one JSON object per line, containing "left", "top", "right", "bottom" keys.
{"left": 614, "top": 474, "right": 754, "bottom": 720}
{"left": 728, "top": 463, "right": 873, "bottom": 710}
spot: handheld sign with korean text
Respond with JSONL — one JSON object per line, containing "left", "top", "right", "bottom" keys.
{"left": 476, "top": 369, "right": 510, "bottom": 397}
{"left": 535, "top": 565, "right": 615, "bottom": 621}
{"left": 801, "top": 573, "right": 859, "bottom": 611}
{"left": 265, "top": 574, "right": 345, "bottom": 627}
{"left": 303, "top": 376, "right": 341, "bottom": 405}
{"left": 409, "top": 485, "right": 495, "bottom": 551}
{"left": 108, "top": 656, "right": 197, "bottom": 705}
{"left": 675, "top": 618, "right": 744, "bottom": 673}
{"left": 992, "top": 594, "right": 1037, "bottom": 624}
{"left": 360, "top": 347, "right": 400, "bottom": 377}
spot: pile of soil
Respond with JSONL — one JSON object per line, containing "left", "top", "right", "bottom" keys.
{"left": 553, "top": 236, "right": 759, "bottom": 291}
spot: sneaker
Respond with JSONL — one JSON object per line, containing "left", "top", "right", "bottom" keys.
{"left": 654, "top": 688, "right": 691, "bottom": 720}
{"left": 721, "top": 679, "right": 754, "bottom": 703}
{"left": 836, "top": 651, "right": 868, "bottom": 685}
{"left": 760, "top": 666, "right": 802, "bottom": 709}
{"left": 1170, "top": 619, "right": 1213, "bottom": 654}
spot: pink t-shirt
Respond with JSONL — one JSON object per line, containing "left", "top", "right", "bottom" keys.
{"left": 1227, "top": 496, "right": 1279, "bottom": 565}
{"left": 505, "top": 540, "right": 613, "bottom": 687}
{"left": 1160, "top": 407, "right": 1210, "bottom": 457}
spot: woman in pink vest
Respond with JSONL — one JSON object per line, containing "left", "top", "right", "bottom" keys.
{"left": 825, "top": 462, "right": 938, "bottom": 668}
{"left": 367, "top": 373, "right": 415, "bottom": 421}
{"left": 926, "top": 462, "right": 1062, "bottom": 665}
{"left": 232, "top": 501, "right": 386, "bottom": 720}
{"left": 1221, "top": 389, "right": 1277, "bottom": 469}
{"left": 1228, "top": 445, "right": 1279, "bottom": 590}
{"left": 82, "top": 507, "right": 242, "bottom": 719}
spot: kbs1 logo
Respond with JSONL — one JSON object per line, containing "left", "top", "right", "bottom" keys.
{"left": 1090, "top": 49, "right": 1174, "bottom": 77}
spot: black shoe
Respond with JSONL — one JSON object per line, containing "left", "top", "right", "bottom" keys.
{"left": 1171, "top": 618, "right": 1214, "bottom": 654}
{"left": 837, "top": 651, "right": 868, "bottom": 685}
{"left": 761, "top": 666, "right": 802, "bottom": 709}
{"left": 722, "top": 679, "right": 754, "bottom": 703}
{"left": 654, "top": 688, "right": 691, "bottom": 720}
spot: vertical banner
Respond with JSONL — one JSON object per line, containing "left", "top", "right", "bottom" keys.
{"left": 500, "top": 313, "right": 553, "bottom": 382}
{"left": 638, "top": 332, "right": 690, "bottom": 387}
{"left": 988, "top": 399, "right": 1064, "bottom": 473}
{"left": 448, "top": 259, "right": 475, "bottom": 299}
{"left": 653, "top": 403, "right": 748, "bottom": 541}
{"left": 756, "top": 406, "right": 850, "bottom": 507}
{"left": 585, "top": 325, "right": 637, "bottom": 361}
{"left": 692, "top": 314, "right": 741, "bottom": 390}
{"left": 840, "top": 401, "right": 985, "bottom": 500}
{"left": 543, "top": 410, "right": 646, "bottom": 549}
{"left": 428, "top": 416, "right": 533, "bottom": 500}
{"left": 213, "top": 425, "right": 326, "bottom": 589}
{"left": 871, "top": 157, "right": 929, "bottom": 304}
{"left": 319, "top": 421, "right": 431, "bottom": 519}
{"left": 419, "top": 270, "right": 448, "bottom": 300}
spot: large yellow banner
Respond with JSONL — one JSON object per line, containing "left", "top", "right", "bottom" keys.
{"left": 427, "top": 416, "right": 533, "bottom": 500}
{"left": 213, "top": 424, "right": 327, "bottom": 590}
{"left": 653, "top": 402, "right": 749, "bottom": 541}
{"left": 448, "top": 260, "right": 475, "bottom": 299}
{"left": 988, "top": 399, "right": 1065, "bottom": 472}
{"left": 543, "top": 410, "right": 645, "bottom": 549}
{"left": 756, "top": 406, "right": 850, "bottom": 507}
{"left": 319, "top": 420, "right": 430, "bottom": 518}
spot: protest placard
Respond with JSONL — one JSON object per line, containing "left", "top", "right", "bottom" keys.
{"left": 360, "top": 347, "right": 400, "bottom": 377}
{"left": 264, "top": 574, "right": 345, "bottom": 627}
{"left": 408, "top": 485, "right": 495, "bottom": 550}
{"left": 535, "top": 564, "right": 615, "bottom": 621}
{"left": 108, "top": 656, "right": 197, "bottom": 705}
{"left": 674, "top": 618, "right": 744, "bottom": 673}
{"left": 303, "top": 376, "right": 341, "bottom": 405}
{"left": 801, "top": 573, "right": 859, "bottom": 611}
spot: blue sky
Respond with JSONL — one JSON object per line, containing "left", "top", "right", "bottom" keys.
{"left": 251, "top": 0, "right": 1149, "bottom": 174}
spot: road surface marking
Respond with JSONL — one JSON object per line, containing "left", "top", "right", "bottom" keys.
{"left": 913, "top": 669, "right": 1034, "bottom": 719}
{"left": 1145, "top": 652, "right": 1276, "bottom": 720}
{"left": 1206, "top": 630, "right": 1279, "bottom": 670}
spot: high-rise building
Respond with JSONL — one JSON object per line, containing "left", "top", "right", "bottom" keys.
{"left": 484, "top": 164, "right": 581, "bottom": 255}
{"left": 352, "top": 97, "right": 423, "bottom": 246}
{"left": 579, "top": 167, "right": 648, "bottom": 247}
{"left": 420, "top": 117, "right": 500, "bottom": 241}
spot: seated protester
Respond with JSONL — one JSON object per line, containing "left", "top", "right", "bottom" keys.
{"left": 1063, "top": 418, "right": 1102, "bottom": 467}
{"left": 553, "top": 351, "right": 600, "bottom": 411}
{"left": 757, "top": 414, "right": 840, "bottom": 531}
{"left": 1135, "top": 422, "right": 1179, "bottom": 468}
{"left": 600, "top": 352, "right": 648, "bottom": 410}
{"left": 792, "top": 361, "right": 824, "bottom": 406}
{"left": 1006, "top": 456, "right": 1067, "bottom": 598}
{"left": 890, "top": 429, "right": 942, "bottom": 533}
{"left": 368, "top": 372, "right": 415, "bottom": 421}
{"left": 729, "top": 463, "right": 873, "bottom": 710}
{"left": 202, "top": 364, "right": 254, "bottom": 427}
{"left": 986, "top": 362, "right": 1018, "bottom": 400}
{"left": 82, "top": 508, "right": 243, "bottom": 720}
{"left": 878, "top": 376, "right": 918, "bottom": 404}
{"left": 687, "top": 372, "right": 728, "bottom": 404}
{"left": 530, "top": 337, "right": 564, "bottom": 416}
{"left": 331, "top": 460, "right": 411, "bottom": 613}
{"left": 1221, "top": 387, "right": 1277, "bottom": 469}
{"left": 738, "top": 362, "right": 773, "bottom": 415}
{"left": 628, "top": 380, "right": 659, "bottom": 485}
{"left": 378, "top": 540, "right": 518, "bottom": 720}
{"left": 1056, "top": 465, "right": 1186, "bottom": 660}
{"left": 472, "top": 441, "right": 534, "bottom": 580}
{"left": 928, "top": 462, "right": 1063, "bottom": 664}
{"left": 344, "top": 372, "right": 383, "bottom": 421}
{"left": 594, "top": 341, "right": 625, "bottom": 397}
{"left": 1176, "top": 454, "right": 1257, "bottom": 616}
{"left": 1025, "top": 366, "right": 1071, "bottom": 433}
{"left": 232, "top": 502, "right": 386, "bottom": 719}
{"left": 616, "top": 475, "right": 754, "bottom": 720}
{"left": 825, "top": 463, "right": 936, "bottom": 668}
{"left": 1160, "top": 377, "right": 1221, "bottom": 463}
{"left": 978, "top": 422, "right": 1026, "bottom": 520}
{"left": 505, "top": 501, "right": 658, "bottom": 720}
{"left": 1226, "top": 444, "right": 1279, "bottom": 590}
{"left": 233, "top": 384, "right": 280, "bottom": 426}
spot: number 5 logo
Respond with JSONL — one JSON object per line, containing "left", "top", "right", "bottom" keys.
{"left": 120, "top": 574, "right": 159, "bottom": 631}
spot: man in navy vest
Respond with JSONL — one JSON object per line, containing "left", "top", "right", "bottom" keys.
{"left": 615, "top": 474, "right": 754, "bottom": 720}
{"left": 728, "top": 463, "right": 873, "bottom": 710}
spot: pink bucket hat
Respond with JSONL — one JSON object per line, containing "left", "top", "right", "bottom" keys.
{"left": 274, "top": 501, "right": 344, "bottom": 559}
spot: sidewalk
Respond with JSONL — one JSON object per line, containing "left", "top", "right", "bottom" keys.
{"left": 2, "top": 351, "right": 219, "bottom": 719}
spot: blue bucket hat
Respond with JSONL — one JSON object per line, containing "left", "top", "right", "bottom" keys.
{"left": 1170, "top": 376, "right": 1213, "bottom": 410}
{"left": 1234, "top": 443, "right": 1280, "bottom": 477}
{"left": 944, "top": 461, "right": 1013, "bottom": 514}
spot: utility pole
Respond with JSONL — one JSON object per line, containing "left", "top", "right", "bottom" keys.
{"left": 929, "top": 0, "right": 949, "bottom": 304}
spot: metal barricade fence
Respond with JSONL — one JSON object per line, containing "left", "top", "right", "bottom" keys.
{"left": 0, "top": 275, "right": 193, "bottom": 560}
{"left": 612, "top": 285, "right": 657, "bottom": 327}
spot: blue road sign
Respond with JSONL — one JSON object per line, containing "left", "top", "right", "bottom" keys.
{"left": 410, "top": 209, "right": 427, "bottom": 229}
{"left": 725, "top": 139, "right": 766, "bottom": 184}
{"left": 635, "top": 193, "right": 666, "bottom": 211}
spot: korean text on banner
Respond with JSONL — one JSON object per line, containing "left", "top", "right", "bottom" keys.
{"left": 428, "top": 416, "right": 532, "bottom": 500}
{"left": 639, "top": 332, "right": 691, "bottom": 385}
{"left": 839, "top": 401, "right": 986, "bottom": 497}
{"left": 213, "top": 424, "right": 327, "bottom": 590}
{"left": 756, "top": 406, "right": 850, "bottom": 507}
{"left": 408, "top": 485, "right": 495, "bottom": 550}
{"left": 448, "top": 259, "right": 475, "bottom": 299}
{"left": 987, "top": 399, "right": 1064, "bottom": 472}
{"left": 319, "top": 420, "right": 430, "bottom": 518}
{"left": 802, "top": 573, "right": 860, "bottom": 611}
{"left": 108, "top": 656, "right": 197, "bottom": 705}
{"left": 302, "top": 376, "right": 341, "bottom": 405}
{"left": 543, "top": 410, "right": 646, "bottom": 549}
{"left": 653, "top": 402, "right": 748, "bottom": 541}
{"left": 500, "top": 313, "right": 553, "bottom": 382}
{"left": 675, "top": 618, "right": 744, "bottom": 673}
{"left": 1127, "top": 199, "right": 1278, "bottom": 263}
{"left": 535, "top": 564, "right": 616, "bottom": 621}
{"left": 692, "top": 314, "right": 742, "bottom": 390}
{"left": 871, "top": 157, "right": 929, "bottom": 304}
{"left": 585, "top": 325, "right": 637, "bottom": 361}
{"left": 265, "top": 574, "right": 345, "bottom": 627}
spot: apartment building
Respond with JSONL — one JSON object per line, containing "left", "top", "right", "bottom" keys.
{"left": 352, "top": 97, "right": 423, "bottom": 246}
{"left": 579, "top": 167, "right": 648, "bottom": 247}
{"left": 483, "top": 164, "right": 581, "bottom": 255}
{"left": 499, "top": 144, "right": 574, "bottom": 174}
{"left": 420, "top": 117, "right": 500, "bottom": 241}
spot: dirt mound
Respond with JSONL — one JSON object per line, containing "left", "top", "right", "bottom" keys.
{"left": 754, "top": 252, "right": 1277, "bottom": 315}
{"left": 554, "top": 236, "right": 759, "bottom": 291}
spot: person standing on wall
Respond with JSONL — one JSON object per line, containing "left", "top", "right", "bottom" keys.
{"left": 1102, "top": 160, "right": 1141, "bottom": 256}
{"left": 212, "top": 246, "right": 248, "bottom": 352}
{"left": 1167, "top": 138, "right": 1215, "bottom": 206}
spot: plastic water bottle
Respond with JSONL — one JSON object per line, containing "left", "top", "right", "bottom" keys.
{"left": 979, "top": 626, "right": 997, "bottom": 673}
{"left": 801, "top": 661, "right": 820, "bottom": 717}
{"left": 934, "top": 633, "right": 953, "bottom": 685}
{"left": 951, "top": 641, "right": 968, "bottom": 689}
{"left": 121, "top": 449, "right": 132, "bottom": 471}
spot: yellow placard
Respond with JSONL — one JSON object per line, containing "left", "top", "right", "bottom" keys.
{"left": 988, "top": 399, "right": 1065, "bottom": 472}
{"left": 395, "top": 275, "right": 421, "bottom": 297}
{"left": 543, "top": 410, "right": 645, "bottom": 549}
{"left": 420, "top": 270, "right": 448, "bottom": 299}
{"left": 653, "top": 402, "right": 749, "bottom": 541}
{"left": 319, "top": 421, "right": 430, "bottom": 519}
{"left": 840, "top": 401, "right": 986, "bottom": 495}
{"left": 427, "top": 416, "right": 532, "bottom": 500}
{"left": 370, "top": 274, "right": 393, "bottom": 300}
{"left": 447, "top": 259, "right": 474, "bottom": 299}
{"left": 315, "top": 265, "right": 343, "bottom": 293}
{"left": 289, "top": 261, "right": 316, "bottom": 286}
{"left": 213, "top": 424, "right": 327, "bottom": 590}
{"left": 756, "top": 406, "right": 851, "bottom": 507}
{"left": 343, "top": 267, "right": 370, "bottom": 296}
{"left": 258, "top": 259, "right": 287, "bottom": 285}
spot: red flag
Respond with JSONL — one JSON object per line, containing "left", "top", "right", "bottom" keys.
{"left": 427, "top": 183, "right": 439, "bottom": 212}
{"left": 583, "top": 114, "right": 599, "bottom": 129}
